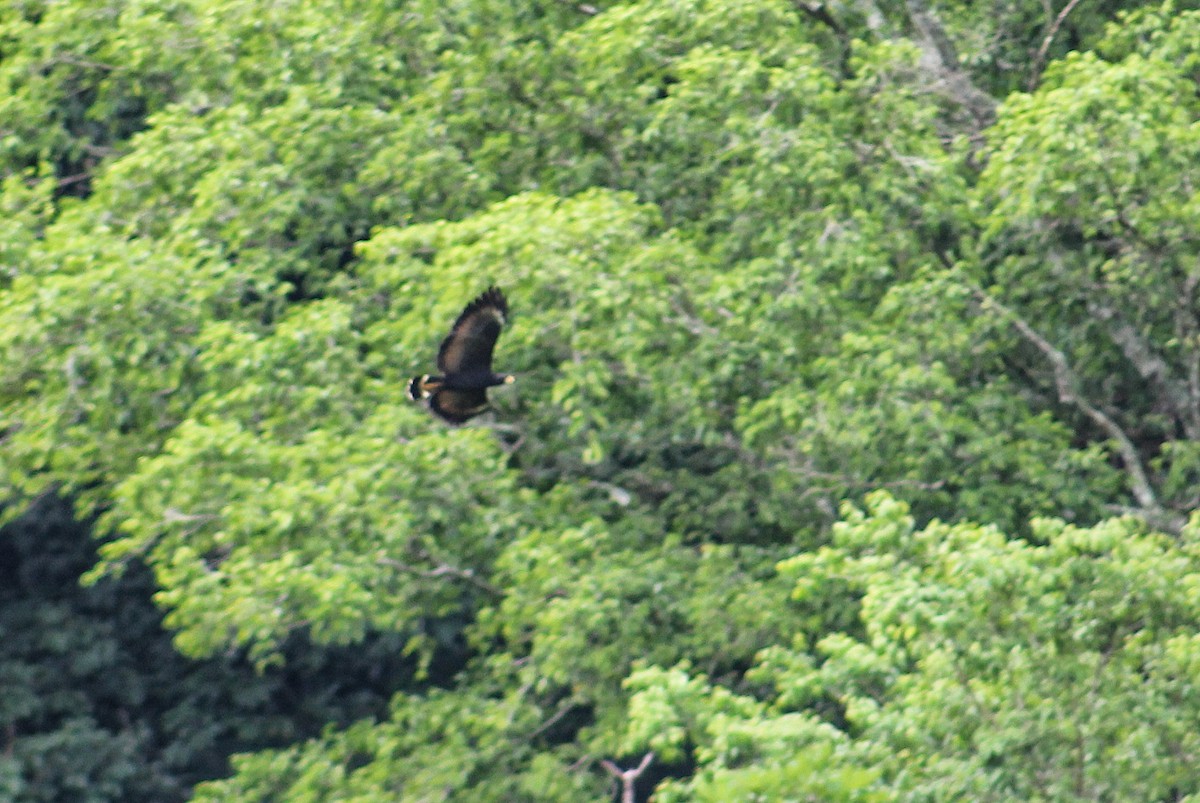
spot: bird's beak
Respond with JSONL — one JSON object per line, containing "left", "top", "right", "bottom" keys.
{"left": 504, "top": 375, "right": 515, "bottom": 384}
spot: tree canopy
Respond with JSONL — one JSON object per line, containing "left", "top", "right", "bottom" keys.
{"left": 3, "top": 0, "right": 1200, "bottom": 799}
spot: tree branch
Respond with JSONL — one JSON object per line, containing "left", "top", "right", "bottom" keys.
{"left": 1039, "top": 250, "right": 1200, "bottom": 439}
{"left": 967, "top": 284, "right": 1164, "bottom": 518}
{"left": 377, "top": 556, "right": 502, "bottom": 597}
{"left": 852, "top": 0, "right": 890, "bottom": 36}
{"left": 905, "top": 0, "right": 961, "bottom": 73}
{"left": 528, "top": 697, "right": 585, "bottom": 741}
{"left": 1028, "top": 0, "right": 1084, "bottom": 91}
{"left": 791, "top": 1, "right": 847, "bottom": 38}
{"left": 601, "top": 753, "right": 655, "bottom": 803}
{"left": 49, "top": 53, "right": 117, "bottom": 72}
{"left": 1083, "top": 299, "right": 1200, "bottom": 439}
{"left": 903, "top": 0, "right": 997, "bottom": 128}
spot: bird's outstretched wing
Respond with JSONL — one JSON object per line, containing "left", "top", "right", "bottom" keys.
{"left": 429, "top": 387, "right": 490, "bottom": 424}
{"left": 437, "top": 286, "right": 508, "bottom": 374}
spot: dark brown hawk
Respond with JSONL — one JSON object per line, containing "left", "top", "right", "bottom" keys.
{"left": 407, "top": 286, "right": 514, "bottom": 424}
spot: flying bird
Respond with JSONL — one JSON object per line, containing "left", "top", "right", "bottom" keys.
{"left": 408, "top": 286, "right": 514, "bottom": 424}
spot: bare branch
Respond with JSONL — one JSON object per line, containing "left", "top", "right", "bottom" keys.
{"left": 162, "top": 507, "right": 219, "bottom": 525}
{"left": 967, "top": 284, "right": 1164, "bottom": 517}
{"left": 1083, "top": 299, "right": 1200, "bottom": 439}
{"left": 49, "top": 53, "right": 117, "bottom": 72}
{"left": 1028, "top": 0, "right": 1084, "bottom": 91}
{"left": 601, "top": 753, "right": 655, "bottom": 803}
{"left": 1040, "top": 233, "right": 1200, "bottom": 439}
{"left": 587, "top": 480, "right": 634, "bottom": 506}
{"left": 56, "top": 172, "right": 92, "bottom": 190}
{"left": 528, "top": 697, "right": 584, "bottom": 741}
{"left": 903, "top": 0, "right": 997, "bottom": 128}
{"left": 377, "top": 556, "right": 502, "bottom": 596}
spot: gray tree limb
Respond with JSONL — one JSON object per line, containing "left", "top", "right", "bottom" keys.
{"left": 903, "top": 0, "right": 997, "bottom": 128}
{"left": 1041, "top": 250, "right": 1200, "bottom": 439}
{"left": 968, "top": 284, "right": 1171, "bottom": 523}
{"left": 601, "top": 753, "right": 654, "bottom": 803}
{"left": 1084, "top": 299, "right": 1200, "bottom": 439}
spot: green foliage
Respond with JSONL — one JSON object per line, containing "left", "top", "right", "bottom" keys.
{"left": 931, "top": 0, "right": 1156, "bottom": 95}
{"left": 754, "top": 493, "right": 1200, "bottom": 799}
{"left": 738, "top": 274, "right": 1126, "bottom": 531}
{"left": 0, "top": 496, "right": 418, "bottom": 802}
{"left": 619, "top": 664, "right": 881, "bottom": 802}
{"left": 5, "top": 0, "right": 1200, "bottom": 799}
{"left": 481, "top": 525, "right": 795, "bottom": 734}
{"left": 616, "top": 494, "right": 1200, "bottom": 799}
{"left": 0, "top": 233, "right": 214, "bottom": 514}
{"left": 978, "top": 9, "right": 1200, "bottom": 511}
{"left": 0, "top": 170, "right": 54, "bottom": 284}
{"left": 0, "top": 2, "right": 149, "bottom": 186}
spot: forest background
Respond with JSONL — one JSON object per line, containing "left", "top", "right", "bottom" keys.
{"left": 4, "top": 0, "right": 1200, "bottom": 800}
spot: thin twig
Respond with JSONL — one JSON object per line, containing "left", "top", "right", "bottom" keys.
{"left": 50, "top": 53, "right": 117, "bottom": 72}
{"left": 377, "top": 556, "right": 503, "bottom": 596}
{"left": 588, "top": 480, "right": 634, "bottom": 506}
{"left": 56, "top": 172, "right": 92, "bottom": 189}
{"left": 527, "top": 697, "right": 584, "bottom": 741}
{"left": 163, "top": 507, "right": 219, "bottom": 524}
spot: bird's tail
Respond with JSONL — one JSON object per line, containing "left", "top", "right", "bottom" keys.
{"left": 407, "top": 375, "right": 440, "bottom": 401}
